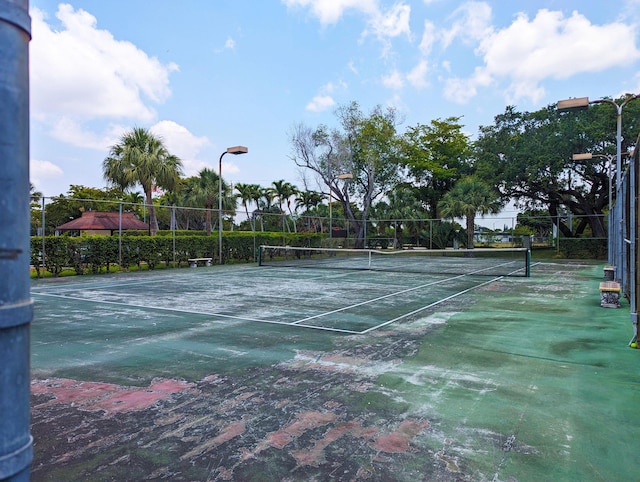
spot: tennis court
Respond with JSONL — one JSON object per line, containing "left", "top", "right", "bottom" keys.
{"left": 29, "top": 255, "right": 640, "bottom": 481}
{"left": 31, "top": 247, "right": 531, "bottom": 336}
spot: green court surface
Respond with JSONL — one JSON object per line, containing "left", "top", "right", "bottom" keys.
{"left": 29, "top": 259, "right": 639, "bottom": 481}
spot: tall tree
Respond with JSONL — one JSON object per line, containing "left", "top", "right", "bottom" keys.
{"left": 183, "top": 168, "right": 235, "bottom": 235}
{"left": 400, "top": 117, "right": 474, "bottom": 218}
{"left": 295, "top": 190, "right": 324, "bottom": 231}
{"left": 289, "top": 101, "right": 401, "bottom": 247}
{"left": 437, "top": 177, "right": 502, "bottom": 249}
{"left": 371, "top": 185, "right": 426, "bottom": 247}
{"left": 103, "top": 127, "right": 182, "bottom": 235}
{"left": 270, "top": 180, "right": 298, "bottom": 232}
{"left": 474, "top": 97, "right": 640, "bottom": 237}
{"left": 235, "top": 182, "right": 262, "bottom": 230}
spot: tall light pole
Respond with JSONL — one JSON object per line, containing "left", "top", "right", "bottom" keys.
{"left": 559, "top": 95, "right": 639, "bottom": 277}
{"left": 219, "top": 146, "right": 248, "bottom": 264}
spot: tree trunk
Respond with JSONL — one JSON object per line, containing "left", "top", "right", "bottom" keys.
{"left": 205, "top": 205, "right": 212, "bottom": 236}
{"left": 466, "top": 214, "right": 475, "bottom": 249}
{"left": 146, "top": 189, "right": 157, "bottom": 236}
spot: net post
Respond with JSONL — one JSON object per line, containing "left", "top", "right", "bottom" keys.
{"left": 526, "top": 249, "right": 531, "bottom": 277}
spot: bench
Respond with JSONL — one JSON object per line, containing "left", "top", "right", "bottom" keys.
{"left": 599, "top": 281, "right": 621, "bottom": 308}
{"left": 188, "top": 257, "right": 212, "bottom": 268}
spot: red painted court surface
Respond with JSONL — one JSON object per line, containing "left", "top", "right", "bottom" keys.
{"left": 30, "top": 260, "right": 639, "bottom": 481}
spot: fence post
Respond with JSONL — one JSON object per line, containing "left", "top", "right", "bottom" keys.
{"left": 0, "top": 1, "right": 33, "bottom": 480}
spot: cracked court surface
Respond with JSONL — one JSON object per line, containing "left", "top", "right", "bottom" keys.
{"left": 29, "top": 260, "right": 639, "bottom": 481}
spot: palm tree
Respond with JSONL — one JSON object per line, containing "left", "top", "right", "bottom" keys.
{"left": 295, "top": 190, "right": 324, "bottom": 231}
{"left": 271, "top": 180, "right": 298, "bottom": 232}
{"left": 103, "top": 127, "right": 182, "bottom": 235}
{"left": 183, "top": 168, "right": 233, "bottom": 235}
{"left": 258, "top": 186, "right": 275, "bottom": 231}
{"left": 30, "top": 183, "right": 44, "bottom": 236}
{"left": 437, "top": 177, "right": 502, "bottom": 249}
{"left": 235, "top": 183, "right": 262, "bottom": 231}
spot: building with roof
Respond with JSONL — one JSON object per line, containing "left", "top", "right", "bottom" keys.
{"left": 55, "top": 211, "right": 149, "bottom": 236}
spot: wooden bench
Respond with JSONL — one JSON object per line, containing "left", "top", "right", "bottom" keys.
{"left": 188, "top": 257, "right": 212, "bottom": 268}
{"left": 599, "top": 281, "right": 621, "bottom": 308}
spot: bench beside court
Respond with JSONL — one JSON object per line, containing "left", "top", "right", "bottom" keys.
{"left": 188, "top": 257, "right": 212, "bottom": 268}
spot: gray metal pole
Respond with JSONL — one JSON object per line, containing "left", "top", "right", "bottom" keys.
{"left": 40, "top": 195, "right": 44, "bottom": 273}
{"left": 219, "top": 151, "right": 225, "bottom": 264}
{"left": 118, "top": 202, "right": 122, "bottom": 267}
{"left": 0, "top": 1, "right": 33, "bottom": 481}
{"left": 629, "top": 145, "right": 637, "bottom": 333}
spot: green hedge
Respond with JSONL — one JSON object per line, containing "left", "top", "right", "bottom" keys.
{"left": 30, "top": 232, "right": 324, "bottom": 277}
{"left": 558, "top": 238, "right": 607, "bottom": 259}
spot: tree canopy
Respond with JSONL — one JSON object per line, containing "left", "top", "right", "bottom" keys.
{"left": 474, "top": 96, "right": 640, "bottom": 237}
{"left": 289, "top": 101, "right": 401, "bottom": 247}
{"left": 103, "top": 127, "right": 183, "bottom": 235}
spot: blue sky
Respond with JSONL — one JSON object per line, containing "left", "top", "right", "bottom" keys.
{"left": 29, "top": 0, "right": 640, "bottom": 216}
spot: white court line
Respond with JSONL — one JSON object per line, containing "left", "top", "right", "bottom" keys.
{"left": 292, "top": 273, "right": 469, "bottom": 324}
{"left": 359, "top": 276, "right": 503, "bottom": 334}
{"left": 31, "top": 292, "right": 362, "bottom": 335}
{"left": 360, "top": 262, "right": 533, "bottom": 334}
{"left": 33, "top": 262, "right": 534, "bottom": 335}
{"left": 291, "top": 259, "right": 524, "bottom": 325}
{"left": 30, "top": 273, "right": 199, "bottom": 293}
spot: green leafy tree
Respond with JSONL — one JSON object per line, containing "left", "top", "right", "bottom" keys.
{"left": 43, "top": 185, "right": 124, "bottom": 234}
{"left": 474, "top": 97, "right": 640, "bottom": 237}
{"left": 103, "top": 127, "right": 182, "bottom": 235}
{"left": 290, "top": 101, "right": 402, "bottom": 247}
{"left": 295, "top": 190, "right": 324, "bottom": 231}
{"left": 400, "top": 117, "right": 474, "bottom": 218}
{"left": 517, "top": 209, "right": 554, "bottom": 238}
{"left": 371, "top": 185, "right": 426, "bottom": 247}
{"left": 270, "top": 179, "right": 298, "bottom": 232}
{"left": 30, "top": 183, "right": 43, "bottom": 235}
{"left": 437, "top": 177, "right": 502, "bottom": 249}
{"left": 235, "top": 182, "right": 262, "bottom": 231}
{"left": 183, "top": 168, "right": 221, "bottom": 235}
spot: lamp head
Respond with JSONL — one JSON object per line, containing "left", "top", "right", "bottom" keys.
{"left": 557, "top": 97, "right": 589, "bottom": 112}
{"left": 226, "top": 146, "right": 248, "bottom": 155}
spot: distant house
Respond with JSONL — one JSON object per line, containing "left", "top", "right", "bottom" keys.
{"left": 55, "top": 211, "right": 149, "bottom": 236}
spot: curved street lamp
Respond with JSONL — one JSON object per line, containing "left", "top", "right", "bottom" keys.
{"left": 219, "top": 146, "right": 248, "bottom": 264}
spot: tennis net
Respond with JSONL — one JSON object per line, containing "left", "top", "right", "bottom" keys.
{"left": 258, "top": 246, "right": 530, "bottom": 277}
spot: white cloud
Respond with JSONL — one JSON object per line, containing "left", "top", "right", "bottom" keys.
{"left": 283, "top": 0, "right": 411, "bottom": 54}
{"left": 30, "top": 4, "right": 178, "bottom": 122}
{"left": 443, "top": 78, "right": 473, "bottom": 104}
{"left": 369, "top": 3, "right": 411, "bottom": 39}
{"left": 306, "top": 95, "right": 336, "bottom": 112}
{"left": 305, "top": 81, "right": 346, "bottom": 112}
{"left": 150, "top": 121, "right": 212, "bottom": 177}
{"left": 407, "top": 60, "right": 429, "bottom": 89}
{"left": 225, "top": 37, "right": 236, "bottom": 50}
{"left": 441, "top": 1, "right": 493, "bottom": 48}
{"left": 282, "top": 0, "right": 378, "bottom": 25}
{"left": 30, "top": 159, "right": 64, "bottom": 189}
{"left": 382, "top": 70, "right": 404, "bottom": 90}
{"left": 419, "top": 20, "right": 436, "bottom": 56}
{"left": 442, "top": 8, "right": 640, "bottom": 104}
{"left": 49, "top": 117, "right": 124, "bottom": 150}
